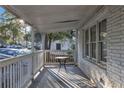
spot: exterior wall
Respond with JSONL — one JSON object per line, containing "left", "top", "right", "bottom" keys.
{"left": 50, "top": 39, "right": 72, "bottom": 50}
{"left": 78, "top": 6, "right": 124, "bottom": 88}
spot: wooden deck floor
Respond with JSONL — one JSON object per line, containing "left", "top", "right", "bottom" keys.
{"left": 29, "top": 65, "right": 96, "bottom": 88}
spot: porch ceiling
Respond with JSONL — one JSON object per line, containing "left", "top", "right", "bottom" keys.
{"left": 8, "top": 5, "right": 101, "bottom": 33}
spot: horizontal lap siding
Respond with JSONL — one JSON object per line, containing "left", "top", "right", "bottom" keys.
{"left": 79, "top": 6, "right": 124, "bottom": 87}
{"left": 107, "top": 6, "right": 124, "bottom": 87}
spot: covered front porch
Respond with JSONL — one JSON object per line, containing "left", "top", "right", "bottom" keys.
{"left": 1, "top": 5, "right": 123, "bottom": 88}
{"left": 0, "top": 5, "right": 99, "bottom": 88}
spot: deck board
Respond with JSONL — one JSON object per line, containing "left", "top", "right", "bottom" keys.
{"left": 29, "top": 65, "right": 95, "bottom": 88}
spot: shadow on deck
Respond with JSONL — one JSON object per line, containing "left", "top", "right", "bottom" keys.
{"left": 29, "top": 65, "right": 96, "bottom": 88}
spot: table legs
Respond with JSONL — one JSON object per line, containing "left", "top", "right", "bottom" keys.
{"left": 64, "top": 60, "right": 66, "bottom": 70}
{"left": 58, "top": 59, "right": 66, "bottom": 72}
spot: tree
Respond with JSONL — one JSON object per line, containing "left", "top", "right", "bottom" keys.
{"left": 0, "top": 10, "right": 24, "bottom": 44}
{"left": 45, "top": 31, "right": 74, "bottom": 49}
{"left": 23, "top": 33, "right": 31, "bottom": 47}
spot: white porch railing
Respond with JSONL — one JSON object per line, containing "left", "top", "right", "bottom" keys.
{"left": 0, "top": 50, "right": 44, "bottom": 88}
{"left": 44, "top": 50, "right": 75, "bottom": 65}
{"left": 32, "top": 50, "right": 44, "bottom": 75}
{"left": 0, "top": 50, "right": 75, "bottom": 88}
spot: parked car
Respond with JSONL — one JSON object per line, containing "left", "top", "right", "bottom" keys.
{"left": 0, "top": 48, "right": 22, "bottom": 56}
{"left": 0, "top": 48, "right": 31, "bottom": 57}
{"left": 19, "top": 48, "right": 32, "bottom": 55}
{"left": 0, "top": 53, "right": 13, "bottom": 60}
{"left": 7, "top": 44, "right": 23, "bottom": 49}
{"left": 6, "top": 45, "right": 32, "bottom": 54}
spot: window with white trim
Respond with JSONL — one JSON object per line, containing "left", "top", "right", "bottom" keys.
{"left": 99, "top": 19, "right": 107, "bottom": 62}
{"left": 90, "top": 25, "right": 96, "bottom": 59}
{"left": 84, "top": 19, "right": 107, "bottom": 66}
{"left": 85, "top": 29, "right": 89, "bottom": 57}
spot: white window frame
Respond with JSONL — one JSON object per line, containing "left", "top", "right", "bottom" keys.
{"left": 84, "top": 19, "right": 107, "bottom": 68}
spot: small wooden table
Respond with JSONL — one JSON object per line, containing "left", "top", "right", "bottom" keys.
{"left": 55, "top": 56, "right": 69, "bottom": 71}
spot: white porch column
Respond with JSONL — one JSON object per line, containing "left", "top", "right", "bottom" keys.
{"left": 75, "top": 30, "right": 78, "bottom": 64}
{"left": 41, "top": 32, "right": 46, "bottom": 66}
{"left": 77, "top": 29, "right": 83, "bottom": 65}
{"left": 31, "top": 27, "right": 35, "bottom": 77}
{"left": 41, "top": 32, "right": 46, "bottom": 50}
{"left": 31, "top": 27, "right": 35, "bottom": 52}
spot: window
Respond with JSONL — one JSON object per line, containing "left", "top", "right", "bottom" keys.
{"left": 84, "top": 19, "right": 107, "bottom": 67}
{"left": 56, "top": 43, "right": 61, "bottom": 50}
{"left": 99, "top": 42, "right": 107, "bottom": 62}
{"left": 85, "top": 29, "right": 89, "bottom": 57}
{"left": 90, "top": 25, "right": 96, "bottom": 59}
{"left": 99, "top": 19, "right": 107, "bottom": 62}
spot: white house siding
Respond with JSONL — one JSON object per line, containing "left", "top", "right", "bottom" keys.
{"left": 78, "top": 6, "right": 124, "bottom": 88}
{"left": 50, "top": 40, "right": 72, "bottom": 50}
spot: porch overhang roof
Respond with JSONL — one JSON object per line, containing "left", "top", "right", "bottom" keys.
{"left": 4, "top": 5, "right": 102, "bottom": 33}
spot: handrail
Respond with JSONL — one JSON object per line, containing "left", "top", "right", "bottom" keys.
{"left": 34, "top": 50, "right": 44, "bottom": 54}
{"left": 0, "top": 50, "right": 44, "bottom": 67}
{"left": 0, "top": 54, "right": 32, "bottom": 67}
{"left": 44, "top": 50, "right": 74, "bottom": 53}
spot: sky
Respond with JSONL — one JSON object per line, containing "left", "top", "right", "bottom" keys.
{"left": 0, "top": 7, "right": 5, "bottom": 15}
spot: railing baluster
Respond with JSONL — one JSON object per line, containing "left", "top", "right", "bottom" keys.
{"left": 39, "top": 53, "right": 40, "bottom": 68}
{"left": 44, "top": 50, "right": 74, "bottom": 65}
{"left": 53, "top": 52, "right": 54, "bottom": 63}
{"left": 27, "top": 60, "right": 30, "bottom": 80}
{"left": 7, "top": 65, "right": 10, "bottom": 88}
{"left": 20, "top": 61, "right": 22, "bottom": 87}
{"left": 37, "top": 52, "right": 39, "bottom": 66}
{"left": 51, "top": 52, "right": 52, "bottom": 63}
{"left": 16, "top": 63, "right": 19, "bottom": 88}
{"left": 56, "top": 54, "right": 57, "bottom": 63}
{"left": 50, "top": 51, "right": 52, "bottom": 63}
{"left": 35, "top": 54, "right": 37, "bottom": 73}
{"left": 3, "top": 67, "right": 6, "bottom": 88}
{"left": 21, "top": 62, "right": 24, "bottom": 87}
{"left": 0, "top": 68, "right": 2, "bottom": 88}
{"left": 48, "top": 51, "right": 49, "bottom": 63}
{"left": 44, "top": 51, "right": 46, "bottom": 65}
{"left": 29, "top": 58, "right": 32, "bottom": 78}
{"left": 37, "top": 53, "right": 39, "bottom": 69}
{"left": 17, "top": 61, "right": 20, "bottom": 87}
{"left": 10, "top": 64, "right": 12, "bottom": 88}
{"left": 46, "top": 51, "right": 48, "bottom": 63}
{"left": 50, "top": 52, "right": 52, "bottom": 63}
{"left": 45, "top": 51, "right": 47, "bottom": 64}
{"left": 46, "top": 51, "right": 48, "bottom": 64}
{"left": 52, "top": 51, "right": 53, "bottom": 63}
{"left": 12, "top": 63, "right": 15, "bottom": 88}
{"left": 15, "top": 63, "right": 17, "bottom": 88}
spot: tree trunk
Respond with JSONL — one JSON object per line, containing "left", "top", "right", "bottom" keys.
{"left": 48, "top": 39, "right": 51, "bottom": 50}
{"left": 44, "top": 34, "right": 52, "bottom": 50}
{"left": 12, "top": 33, "right": 15, "bottom": 43}
{"left": 44, "top": 34, "right": 51, "bottom": 62}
